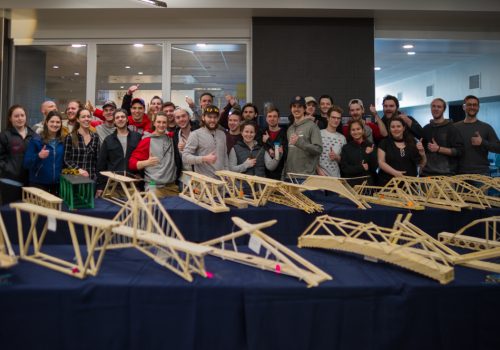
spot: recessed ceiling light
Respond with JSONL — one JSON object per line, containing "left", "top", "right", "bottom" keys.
{"left": 125, "top": 66, "right": 131, "bottom": 69}
{"left": 134, "top": 43, "right": 144, "bottom": 48}
{"left": 71, "top": 44, "right": 86, "bottom": 48}
{"left": 402, "top": 44, "right": 414, "bottom": 49}
{"left": 196, "top": 43, "right": 207, "bottom": 48}
{"left": 407, "top": 51, "right": 416, "bottom": 55}
{"left": 374, "top": 67, "right": 381, "bottom": 71}
{"left": 74, "top": 72, "right": 80, "bottom": 76}
{"left": 120, "top": 86, "right": 124, "bottom": 89}
{"left": 52, "top": 65, "right": 59, "bottom": 69}
{"left": 138, "top": 72, "right": 144, "bottom": 75}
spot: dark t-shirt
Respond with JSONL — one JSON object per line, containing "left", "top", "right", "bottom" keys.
{"left": 226, "top": 133, "right": 243, "bottom": 154}
{"left": 378, "top": 138, "right": 421, "bottom": 186}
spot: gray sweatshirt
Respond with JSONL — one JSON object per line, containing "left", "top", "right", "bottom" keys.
{"left": 182, "top": 127, "right": 228, "bottom": 178}
{"left": 284, "top": 117, "right": 323, "bottom": 176}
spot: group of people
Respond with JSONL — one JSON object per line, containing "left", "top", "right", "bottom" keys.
{"left": 0, "top": 86, "right": 498, "bottom": 204}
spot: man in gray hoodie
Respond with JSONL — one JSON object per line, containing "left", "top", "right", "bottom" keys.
{"left": 284, "top": 96, "right": 322, "bottom": 177}
{"left": 182, "top": 105, "right": 228, "bottom": 178}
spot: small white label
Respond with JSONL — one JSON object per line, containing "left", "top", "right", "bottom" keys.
{"left": 364, "top": 256, "right": 378, "bottom": 263}
{"left": 47, "top": 216, "right": 57, "bottom": 232}
{"left": 248, "top": 234, "right": 262, "bottom": 255}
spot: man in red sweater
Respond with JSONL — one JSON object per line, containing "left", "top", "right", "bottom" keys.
{"left": 128, "top": 98, "right": 152, "bottom": 135}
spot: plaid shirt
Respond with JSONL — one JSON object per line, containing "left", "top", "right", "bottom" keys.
{"left": 64, "top": 132, "right": 100, "bottom": 180}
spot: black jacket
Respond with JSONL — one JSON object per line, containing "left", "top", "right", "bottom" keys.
{"left": 340, "top": 140, "right": 378, "bottom": 186}
{"left": 422, "top": 119, "right": 464, "bottom": 176}
{"left": 0, "top": 126, "right": 35, "bottom": 184}
{"left": 382, "top": 114, "right": 423, "bottom": 139}
{"left": 96, "top": 130, "right": 142, "bottom": 189}
{"left": 261, "top": 126, "right": 288, "bottom": 180}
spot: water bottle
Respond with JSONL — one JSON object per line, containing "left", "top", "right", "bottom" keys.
{"left": 148, "top": 180, "right": 156, "bottom": 194}
{"left": 274, "top": 142, "right": 280, "bottom": 161}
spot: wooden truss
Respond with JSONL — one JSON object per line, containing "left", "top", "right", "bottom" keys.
{"left": 179, "top": 171, "right": 230, "bottom": 213}
{"left": 22, "top": 187, "right": 63, "bottom": 210}
{"left": 0, "top": 212, "right": 17, "bottom": 269}
{"left": 100, "top": 171, "right": 141, "bottom": 206}
{"left": 216, "top": 170, "right": 323, "bottom": 213}
{"left": 429, "top": 176, "right": 491, "bottom": 209}
{"left": 288, "top": 173, "right": 371, "bottom": 209}
{"left": 439, "top": 216, "right": 500, "bottom": 252}
{"left": 106, "top": 191, "right": 212, "bottom": 282}
{"left": 394, "top": 214, "right": 500, "bottom": 274}
{"left": 454, "top": 174, "right": 500, "bottom": 207}
{"left": 202, "top": 217, "right": 332, "bottom": 287}
{"left": 10, "top": 202, "right": 119, "bottom": 278}
{"left": 353, "top": 183, "right": 425, "bottom": 210}
{"left": 299, "top": 214, "right": 454, "bottom": 284}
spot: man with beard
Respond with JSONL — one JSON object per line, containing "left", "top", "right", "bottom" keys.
{"left": 284, "top": 96, "right": 322, "bottom": 176}
{"left": 376, "top": 95, "right": 423, "bottom": 139}
{"left": 455, "top": 95, "right": 500, "bottom": 175}
{"left": 421, "top": 98, "right": 464, "bottom": 176}
{"left": 174, "top": 107, "right": 198, "bottom": 172}
{"left": 182, "top": 105, "right": 228, "bottom": 178}
{"left": 96, "top": 108, "right": 142, "bottom": 196}
{"left": 162, "top": 102, "right": 178, "bottom": 132}
{"left": 62, "top": 100, "right": 84, "bottom": 134}
{"left": 129, "top": 112, "right": 181, "bottom": 197}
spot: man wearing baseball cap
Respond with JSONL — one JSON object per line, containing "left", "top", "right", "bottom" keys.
{"left": 284, "top": 96, "right": 322, "bottom": 176}
{"left": 182, "top": 105, "right": 228, "bottom": 178}
{"left": 95, "top": 100, "right": 117, "bottom": 144}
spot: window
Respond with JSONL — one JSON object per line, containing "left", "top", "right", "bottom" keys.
{"left": 14, "top": 45, "right": 87, "bottom": 124}
{"left": 96, "top": 43, "right": 162, "bottom": 110}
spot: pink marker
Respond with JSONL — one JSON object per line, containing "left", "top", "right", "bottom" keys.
{"left": 205, "top": 271, "right": 214, "bottom": 279}
{"left": 275, "top": 264, "right": 281, "bottom": 273}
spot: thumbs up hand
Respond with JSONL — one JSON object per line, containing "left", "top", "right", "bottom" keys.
{"left": 365, "top": 144, "right": 374, "bottom": 155}
{"left": 427, "top": 137, "right": 439, "bottom": 152}
{"left": 416, "top": 138, "right": 425, "bottom": 154}
{"left": 38, "top": 145, "right": 50, "bottom": 159}
{"left": 471, "top": 131, "right": 482, "bottom": 146}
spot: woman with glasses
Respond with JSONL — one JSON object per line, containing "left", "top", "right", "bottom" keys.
{"left": 377, "top": 116, "right": 426, "bottom": 186}
{"left": 23, "top": 111, "right": 65, "bottom": 195}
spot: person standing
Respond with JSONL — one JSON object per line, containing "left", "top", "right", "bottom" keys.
{"left": 182, "top": 105, "right": 228, "bottom": 179}
{"left": 23, "top": 111, "right": 65, "bottom": 195}
{"left": 318, "top": 106, "right": 346, "bottom": 177}
{"left": 261, "top": 107, "right": 287, "bottom": 180}
{"left": 129, "top": 113, "right": 181, "bottom": 197}
{"left": 455, "top": 95, "right": 500, "bottom": 175}
{"left": 95, "top": 100, "right": 117, "bottom": 144}
{"left": 283, "top": 96, "right": 322, "bottom": 177}
{"left": 0, "top": 104, "right": 35, "bottom": 203}
{"left": 64, "top": 108, "right": 100, "bottom": 181}
{"left": 421, "top": 98, "right": 464, "bottom": 176}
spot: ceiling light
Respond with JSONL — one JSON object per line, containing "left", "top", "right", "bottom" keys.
{"left": 196, "top": 43, "right": 207, "bottom": 48}
{"left": 374, "top": 67, "right": 381, "bottom": 71}
{"left": 125, "top": 66, "right": 131, "bottom": 69}
{"left": 137, "top": 0, "right": 167, "bottom": 7}
{"left": 402, "top": 44, "right": 414, "bottom": 49}
{"left": 138, "top": 72, "right": 144, "bottom": 75}
{"left": 52, "top": 65, "right": 59, "bottom": 69}
{"left": 74, "top": 72, "right": 80, "bottom": 76}
{"left": 71, "top": 44, "right": 86, "bottom": 48}
{"left": 120, "top": 86, "right": 124, "bottom": 89}
{"left": 134, "top": 43, "right": 144, "bottom": 48}
{"left": 407, "top": 51, "right": 416, "bottom": 55}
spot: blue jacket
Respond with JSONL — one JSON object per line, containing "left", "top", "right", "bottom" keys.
{"left": 23, "top": 135, "right": 64, "bottom": 185}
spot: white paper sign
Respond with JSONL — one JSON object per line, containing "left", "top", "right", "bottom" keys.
{"left": 248, "top": 234, "right": 262, "bottom": 255}
{"left": 47, "top": 216, "right": 57, "bottom": 232}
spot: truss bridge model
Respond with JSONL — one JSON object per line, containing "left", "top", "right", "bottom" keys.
{"left": 356, "top": 176, "right": 470, "bottom": 211}
{"left": 0, "top": 213, "right": 17, "bottom": 269}
{"left": 100, "top": 171, "right": 141, "bottom": 206}
{"left": 202, "top": 217, "right": 332, "bottom": 287}
{"left": 179, "top": 171, "right": 230, "bottom": 213}
{"left": 288, "top": 173, "right": 371, "bottom": 209}
{"left": 453, "top": 174, "right": 500, "bottom": 207}
{"left": 22, "top": 187, "right": 63, "bottom": 210}
{"left": 429, "top": 176, "right": 492, "bottom": 209}
{"left": 299, "top": 214, "right": 455, "bottom": 284}
{"left": 216, "top": 170, "right": 323, "bottom": 213}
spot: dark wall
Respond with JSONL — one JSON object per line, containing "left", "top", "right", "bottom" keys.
{"left": 252, "top": 17, "right": 374, "bottom": 117}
